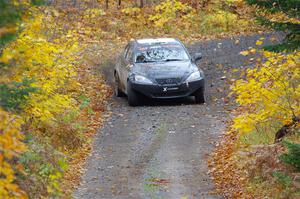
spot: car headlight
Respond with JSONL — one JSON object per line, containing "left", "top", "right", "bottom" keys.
{"left": 186, "top": 71, "right": 203, "bottom": 82}
{"left": 134, "top": 74, "right": 153, "bottom": 84}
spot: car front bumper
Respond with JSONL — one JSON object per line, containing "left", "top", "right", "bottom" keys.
{"left": 129, "top": 79, "right": 205, "bottom": 99}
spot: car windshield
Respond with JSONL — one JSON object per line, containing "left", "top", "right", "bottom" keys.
{"left": 135, "top": 42, "right": 189, "bottom": 63}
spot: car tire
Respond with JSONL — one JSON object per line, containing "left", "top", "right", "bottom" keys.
{"left": 194, "top": 87, "right": 205, "bottom": 104}
{"left": 114, "top": 74, "right": 125, "bottom": 97}
{"left": 127, "top": 83, "right": 140, "bottom": 106}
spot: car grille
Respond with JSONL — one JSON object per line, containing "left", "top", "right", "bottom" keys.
{"left": 153, "top": 91, "right": 187, "bottom": 98}
{"left": 156, "top": 77, "right": 182, "bottom": 85}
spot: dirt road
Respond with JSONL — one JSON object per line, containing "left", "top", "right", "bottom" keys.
{"left": 73, "top": 33, "right": 283, "bottom": 199}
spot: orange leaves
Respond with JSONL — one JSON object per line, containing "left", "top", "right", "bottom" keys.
{"left": 259, "top": 10, "right": 300, "bottom": 25}
{"left": 208, "top": 130, "right": 252, "bottom": 198}
{"left": 0, "top": 110, "right": 25, "bottom": 164}
{"left": 0, "top": 26, "right": 18, "bottom": 37}
{"left": 211, "top": 41, "right": 300, "bottom": 197}
{"left": 0, "top": 109, "right": 27, "bottom": 198}
{"left": 209, "top": 130, "right": 299, "bottom": 198}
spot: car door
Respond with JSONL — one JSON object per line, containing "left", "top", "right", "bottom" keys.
{"left": 117, "top": 43, "right": 129, "bottom": 91}
{"left": 120, "top": 43, "right": 133, "bottom": 91}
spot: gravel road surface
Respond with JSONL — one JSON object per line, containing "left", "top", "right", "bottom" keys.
{"left": 74, "top": 33, "right": 283, "bottom": 199}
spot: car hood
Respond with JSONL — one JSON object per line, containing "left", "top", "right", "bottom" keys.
{"left": 132, "top": 61, "right": 195, "bottom": 80}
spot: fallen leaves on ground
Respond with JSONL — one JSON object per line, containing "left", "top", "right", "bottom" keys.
{"left": 208, "top": 130, "right": 252, "bottom": 198}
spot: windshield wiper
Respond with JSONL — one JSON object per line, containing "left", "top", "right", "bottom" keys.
{"left": 136, "top": 59, "right": 184, "bottom": 63}
{"left": 135, "top": 60, "right": 156, "bottom": 63}
{"left": 164, "top": 59, "right": 184, "bottom": 62}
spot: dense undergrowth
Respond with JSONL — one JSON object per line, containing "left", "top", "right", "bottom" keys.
{"left": 0, "top": 1, "right": 111, "bottom": 198}
{"left": 209, "top": 0, "right": 300, "bottom": 198}
{"left": 0, "top": 0, "right": 278, "bottom": 198}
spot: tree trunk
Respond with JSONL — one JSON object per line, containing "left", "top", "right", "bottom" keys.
{"left": 72, "top": 0, "right": 77, "bottom": 7}
{"left": 140, "top": 0, "right": 144, "bottom": 8}
{"left": 105, "top": 0, "right": 109, "bottom": 9}
{"left": 275, "top": 116, "right": 300, "bottom": 142}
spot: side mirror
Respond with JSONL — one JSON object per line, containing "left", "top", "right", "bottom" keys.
{"left": 193, "top": 53, "right": 202, "bottom": 62}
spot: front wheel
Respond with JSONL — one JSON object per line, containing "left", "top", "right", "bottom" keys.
{"left": 114, "top": 74, "right": 125, "bottom": 97}
{"left": 127, "top": 83, "right": 141, "bottom": 106}
{"left": 194, "top": 87, "right": 205, "bottom": 104}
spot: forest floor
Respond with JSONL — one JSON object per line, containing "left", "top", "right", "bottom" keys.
{"left": 73, "top": 32, "right": 283, "bottom": 199}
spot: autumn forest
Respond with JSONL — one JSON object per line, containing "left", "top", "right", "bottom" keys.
{"left": 0, "top": 0, "right": 299, "bottom": 198}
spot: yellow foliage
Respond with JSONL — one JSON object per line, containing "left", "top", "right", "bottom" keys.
{"left": 83, "top": 8, "right": 105, "bottom": 19}
{"left": 121, "top": 7, "right": 141, "bottom": 16}
{"left": 149, "top": 0, "right": 194, "bottom": 29}
{"left": 200, "top": 9, "right": 245, "bottom": 33}
{"left": 1, "top": 5, "right": 112, "bottom": 196}
{"left": 232, "top": 51, "right": 300, "bottom": 134}
{"left": 1, "top": 12, "right": 80, "bottom": 124}
{"left": 240, "top": 50, "right": 250, "bottom": 56}
{"left": 225, "top": 0, "right": 243, "bottom": 4}
{"left": 255, "top": 40, "right": 263, "bottom": 46}
{"left": 12, "top": 0, "right": 30, "bottom": 6}
{"left": 0, "top": 0, "right": 264, "bottom": 197}
{"left": 260, "top": 10, "right": 300, "bottom": 25}
{"left": 0, "top": 9, "right": 85, "bottom": 196}
{"left": 0, "top": 109, "right": 27, "bottom": 199}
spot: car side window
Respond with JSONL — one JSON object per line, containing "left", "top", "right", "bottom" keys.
{"left": 124, "top": 44, "right": 130, "bottom": 58}
{"left": 125, "top": 45, "right": 133, "bottom": 62}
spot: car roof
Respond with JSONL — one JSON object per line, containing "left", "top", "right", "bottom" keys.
{"left": 135, "top": 38, "right": 180, "bottom": 45}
